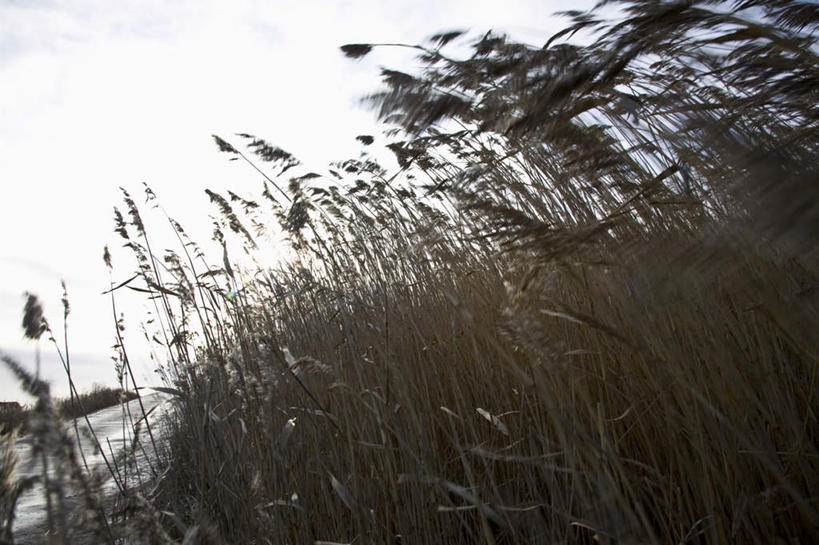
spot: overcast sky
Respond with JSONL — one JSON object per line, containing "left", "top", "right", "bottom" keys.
{"left": 0, "top": 0, "right": 590, "bottom": 401}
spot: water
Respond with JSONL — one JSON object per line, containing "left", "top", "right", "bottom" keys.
{"left": 10, "top": 393, "right": 169, "bottom": 544}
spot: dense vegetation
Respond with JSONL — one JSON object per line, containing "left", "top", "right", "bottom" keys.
{"left": 55, "top": 386, "right": 138, "bottom": 421}
{"left": 3, "top": 0, "right": 819, "bottom": 543}
{"left": 0, "top": 386, "right": 137, "bottom": 435}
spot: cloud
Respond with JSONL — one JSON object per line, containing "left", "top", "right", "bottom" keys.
{"left": 0, "top": 344, "right": 120, "bottom": 401}
{"left": 0, "top": 0, "right": 592, "bottom": 401}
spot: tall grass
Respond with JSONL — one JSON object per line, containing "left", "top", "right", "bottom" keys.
{"left": 0, "top": 290, "right": 165, "bottom": 542}
{"left": 99, "top": 0, "right": 819, "bottom": 543}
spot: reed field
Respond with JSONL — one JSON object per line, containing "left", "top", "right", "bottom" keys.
{"left": 3, "top": 0, "right": 819, "bottom": 543}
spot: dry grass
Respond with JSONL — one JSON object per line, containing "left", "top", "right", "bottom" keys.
{"left": 105, "top": 2, "right": 819, "bottom": 543}
{"left": 54, "top": 386, "right": 139, "bottom": 422}
{"left": 105, "top": 2, "right": 817, "bottom": 543}
{"left": 4, "top": 0, "right": 819, "bottom": 543}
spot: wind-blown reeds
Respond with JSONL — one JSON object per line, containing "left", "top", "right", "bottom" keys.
{"left": 40, "top": 0, "right": 819, "bottom": 543}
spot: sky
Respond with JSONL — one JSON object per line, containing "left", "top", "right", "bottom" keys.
{"left": 0, "top": 0, "right": 590, "bottom": 401}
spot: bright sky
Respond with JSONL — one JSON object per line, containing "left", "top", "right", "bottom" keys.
{"left": 0, "top": 0, "right": 588, "bottom": 401}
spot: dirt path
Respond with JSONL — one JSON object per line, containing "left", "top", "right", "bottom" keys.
{"left": 11, "top": 393, "right": 169, "bottom": 544}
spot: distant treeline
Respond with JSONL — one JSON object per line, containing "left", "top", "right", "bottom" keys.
{"left": 0, "top": 386, "right": 137, "bottom": 434}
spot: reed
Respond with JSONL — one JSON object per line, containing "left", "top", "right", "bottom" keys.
{"left": 104, "top": 2, "right": 817, "bottom": 543}
{"left": 4, "top": 0, "right": 818, "bottom": 543}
